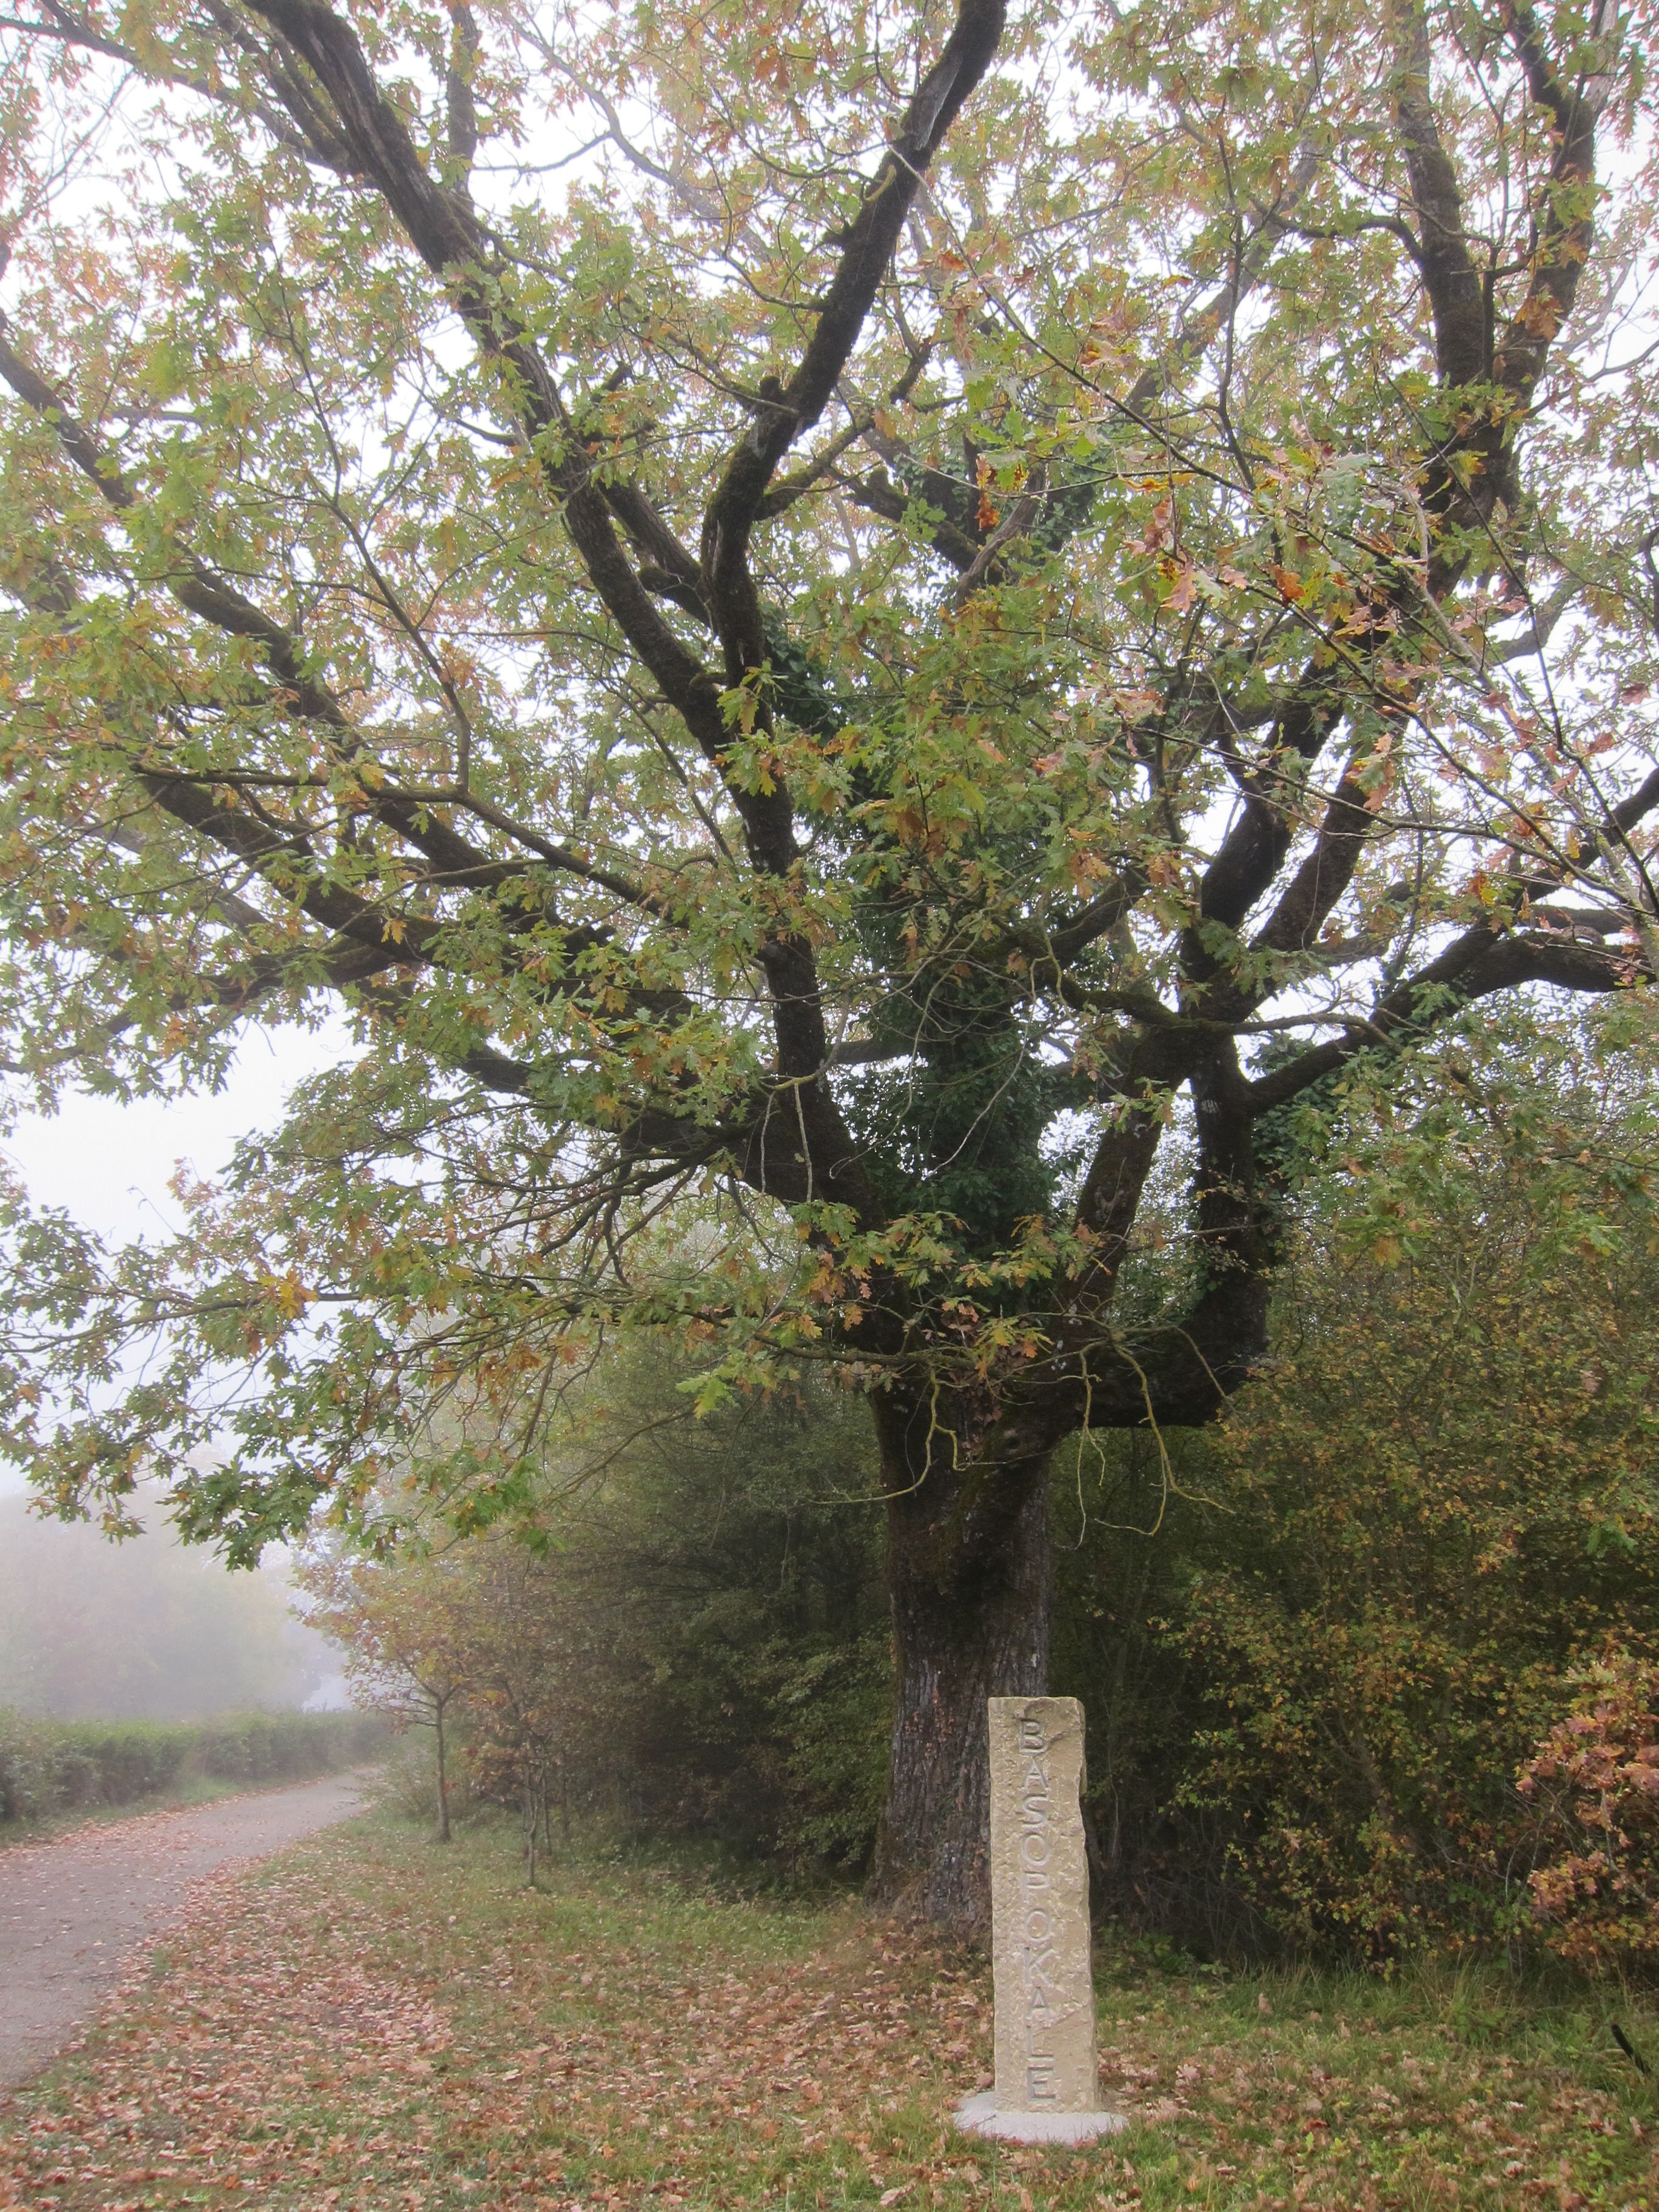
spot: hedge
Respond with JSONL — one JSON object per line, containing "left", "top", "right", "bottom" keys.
{"left": 0, "top": 1706, "right": 384, "bottom": 1826}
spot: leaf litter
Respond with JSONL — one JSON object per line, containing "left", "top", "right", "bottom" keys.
{"left": 1, "top": 1813, "right": 1657, "bottom": 2210}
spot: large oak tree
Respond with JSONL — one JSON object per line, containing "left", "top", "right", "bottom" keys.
{"left": 0, "top": 0, "right": 1655, "bottom": 1922}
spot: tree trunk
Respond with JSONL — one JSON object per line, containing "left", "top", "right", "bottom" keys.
{"left": 434, "top": 1698, "right": 452, "bottom": 1844}
{"left": 868, "top": 1388, "right": 1054, "bottom": 1932}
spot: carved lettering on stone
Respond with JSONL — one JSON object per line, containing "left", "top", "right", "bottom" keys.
{"left": 956, "top": 1694, "right": 1122, "bottom": 2143}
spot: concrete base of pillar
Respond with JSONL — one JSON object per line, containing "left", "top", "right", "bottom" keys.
{"left": 953, "top": 2091, "right": 1126, "bottom": 2144}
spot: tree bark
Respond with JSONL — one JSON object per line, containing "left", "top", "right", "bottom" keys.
{"left": 434, "top": 1697, "right": 452, "bottom": 1844}
{"left": 867, "top": 1387, "right": 1054, "bottom": 1932}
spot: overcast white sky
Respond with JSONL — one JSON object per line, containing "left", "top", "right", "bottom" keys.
{"left": 4, "top": 1022, "right": 352, "bottom": 1241}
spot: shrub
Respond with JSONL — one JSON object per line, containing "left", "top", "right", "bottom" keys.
{"left": 1520, "top": 1650, "right": 1659, "bottom": 1971}
{"left": 0, "top": 1708, "right": 56, "bottom": 1822}
{"left": 1059, "top": 1012, "right": 1659, "bottom": 1964}
{"left": 195, "top": 1713, "right": 346, "bottom": 1781}
{"left": 305, "top": 1356, "right": 891, "bottom": 1876}
{"left": 369, "top": 1735, "right": 477, "bottom": 1829}
{"left": 55, "top": 1721, "right": 191, "bottom": 1805}
{"left": 0, "top": 1706, "right": 385, "bottom": 1828}
{"left": 517, "top": 1364, "right": 890, "bottom": 1874}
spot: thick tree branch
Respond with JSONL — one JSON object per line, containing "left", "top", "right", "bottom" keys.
{"left": 1490, "top": 0, "right": 1617, "bottom": 416}
{"left": 1386, "top": 0, "right": 1487, "bottom": 390}
{"left": 698, "top": 0, "right": 1005, "bottom": 671}
{"left": 1248, "top": 740, "right": 1396, "bottom": 965}
{"left": 204, "top": 0, "right": 883, "bottom": 1219}
{"left": 1245, "top": 923, "right": 1646, "bottom": 1113}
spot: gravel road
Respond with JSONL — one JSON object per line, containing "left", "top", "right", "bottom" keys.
{"left": 0, "top": 1773, "right": 368, "bottom": 2090}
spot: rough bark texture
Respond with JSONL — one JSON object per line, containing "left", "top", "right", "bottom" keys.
{"left": 868, "top": 1388, "right": 1054, "bottom": 1931}
{"left": 434, "top": 1700, "right": 452, "bottom": 1845}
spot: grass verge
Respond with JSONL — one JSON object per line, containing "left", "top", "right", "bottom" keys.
{"left": 0, "top": 1774, "right": 270, "bottom": 1854}
{"left": 2, "top": 1811, "right": 1657, "bottom": 2210}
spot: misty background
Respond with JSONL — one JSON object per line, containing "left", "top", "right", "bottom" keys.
{"left": 0, "top": 1022, "right": 353, "bottom": 1723}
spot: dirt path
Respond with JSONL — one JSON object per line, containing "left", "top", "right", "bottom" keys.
{"left": 0, "top": 1772, "right": 368, "bottom": 2090}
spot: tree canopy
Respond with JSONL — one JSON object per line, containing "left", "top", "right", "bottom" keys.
{"left": 1, "top": 0, "right": 1656, "bottom": 1917}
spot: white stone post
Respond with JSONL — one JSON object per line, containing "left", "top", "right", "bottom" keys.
{"left": 955, "top": 1695, "right": 1123, "bottom": 2143}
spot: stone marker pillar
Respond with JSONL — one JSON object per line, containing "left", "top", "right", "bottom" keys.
{"left": 955, "top": 1695, "right": 1123, "bottom": 2145}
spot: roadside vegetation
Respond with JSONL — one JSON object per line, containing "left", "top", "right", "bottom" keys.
{"left": 0, "top": 1708, "right": 384, "bottom": 1841}
{"left": 313, "top": 1012, "right": 1659, "bottom": 1981}
{"left": 4, "top": 1808, "right": 1658, "bottom": 2212}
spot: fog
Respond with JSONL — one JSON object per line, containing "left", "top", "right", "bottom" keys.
{"left": 0, "top": 1490, "right": 340, "bottom": 1722}
{"left": 0, "top": 1025, "right": 358, "bottom": 1723}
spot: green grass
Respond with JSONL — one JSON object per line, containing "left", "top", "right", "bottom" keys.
{"left": 3, "top": 1811, "right": 1658, "bottom": 2210}
{"left": 0, "top": 1771, "right": 276, "bottom": 1852}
